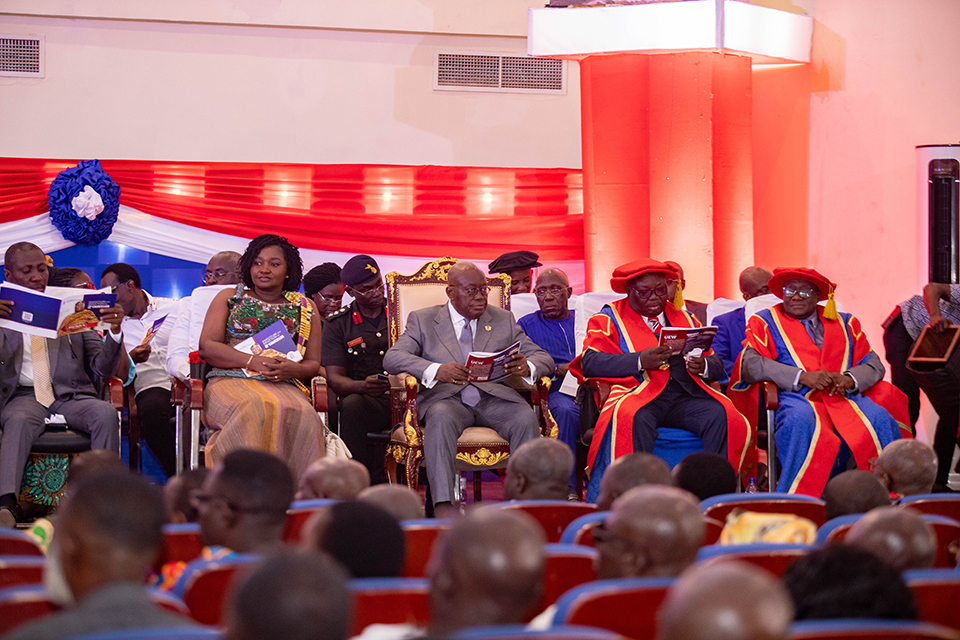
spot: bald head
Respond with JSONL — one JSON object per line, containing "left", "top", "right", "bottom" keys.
{"left": 658, "top": 561, "right": 793, "bottom": 640}
{"left": 845, "top": 506, "right": 937, "bottom": 570}
{"left": 596, "top": 453, "right": 672, "bottom": 511}
{"left": 358, "top": 485, "right": 424, "bottom": 521}
{"left": 446, "top": 262, "right": 488, "bottom": 320}
{"left": 822, "top": 470, "right": 891, "bottom": 521}
{"left": 503, "top": 438, "right": 574, "bottom": 501}
{"left": 874, "top": 439, "right": 938, "bottom": 498}
{"left": 295, "top": 458, "right": 370, "bottom": 501}
{"left": 597, "top": 485, "right": 704, "bottom": 580}
{"left": 739, "top": 267, "right": 773, "bottom": 301}
{"left": 429, "top": 507, "right": 546, "bottom": 634}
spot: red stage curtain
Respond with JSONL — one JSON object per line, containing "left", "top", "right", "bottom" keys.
{"left": 0, "top": 158, "right": 584, "bottom": 261}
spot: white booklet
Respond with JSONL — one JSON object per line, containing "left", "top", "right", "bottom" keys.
{"left": 0, "top": 282, "right": 116, "bottom": 339}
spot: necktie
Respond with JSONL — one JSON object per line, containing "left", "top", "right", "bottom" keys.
{"left": 648, "top": 317, "right": 663, "bottom": 338}
{"left": 458, "top": 321, "right": 480, "bottom": 407}
{"left": 30, "top": 335, "right": 56, "bottom": 408}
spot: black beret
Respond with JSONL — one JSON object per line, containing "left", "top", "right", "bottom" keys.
{"left": 341, "top": 255, "right": 381, "bottom": 287}
{"left": 488, "top": 250, "right": 542, "bottom": 274}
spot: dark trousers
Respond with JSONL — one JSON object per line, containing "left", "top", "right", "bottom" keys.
{"left": 135, "top": 386, "right": 177, "bottom": 478}
{"left": 883, "top": 313, "right": 921, "bottom": 429}
{"left": 338, "top": 392, "right": 391, "bottom": 483}
{"left": 631, "top": 376, "right": 728, "bottom": 457}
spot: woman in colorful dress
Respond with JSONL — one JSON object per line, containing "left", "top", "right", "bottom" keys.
{"left": 199, "top": 234, "right": 325, "bottom": 478}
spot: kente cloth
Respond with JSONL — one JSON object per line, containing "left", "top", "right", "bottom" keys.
{"left": 203, "top": 284, "right": 322, "bottom": 479}
{"left": 729, "top": 304, "right": 911, "bottom": 496}
{"left": 569, "top": 299, "right": 754, "bottom": 481}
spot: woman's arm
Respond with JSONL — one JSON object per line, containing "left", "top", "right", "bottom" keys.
{"left": 259, "top": 298, "right": 322, "bottom": 382}
{"left": 198, "top": 289, "right": 274, "bottom": 371}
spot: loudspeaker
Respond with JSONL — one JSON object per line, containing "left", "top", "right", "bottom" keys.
{"left": 918, "top": 145, "right": 960, "bottom": 283}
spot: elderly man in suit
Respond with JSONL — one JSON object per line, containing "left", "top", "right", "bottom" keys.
{"left": 0, "top": 242, "right": 124, "bottom": 527}
{"left": 383, "top": 261, "right": 554, "bottom": 514}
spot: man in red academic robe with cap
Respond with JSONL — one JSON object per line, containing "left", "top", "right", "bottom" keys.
{"left": 729, "top": 267, "right": 910, "bottom": 496}
{"left": 570, "top": 259, "right": 753, "bottom": 502}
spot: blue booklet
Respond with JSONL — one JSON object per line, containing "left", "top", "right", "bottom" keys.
{"left": 0, "top": 285, "right": 61, "bottom": 336}
{"left": 251, "top": 320, "right": 302, "bottom": 362}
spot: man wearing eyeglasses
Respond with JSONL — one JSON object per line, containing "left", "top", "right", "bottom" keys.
{"left": 568, "top": 259, "right": 752, "bottom": 504}
{"left": 518, "top": 268, "right": 580, "bottom": 494}
{"left": 321, "top": 255, "right": 391, "bottom": 483}
{"left": 384, "top": 261, "right": 554, "bottom": 515}
{"left": 732, "top": 267, "right": 909, "bottom": 496}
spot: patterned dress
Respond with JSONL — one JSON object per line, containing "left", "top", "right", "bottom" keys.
{"left": 203, "top": 285, "right": 324, "bottom": 479}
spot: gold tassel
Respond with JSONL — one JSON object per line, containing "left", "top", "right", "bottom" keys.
{"left": 44, "top": 255, "right": 53, "bottom": 267}
{"left": 823, "top": 290, "right": 838, "bottom": 320}
{"left": 673, "top": 283, "right": 684, "bottom": 310}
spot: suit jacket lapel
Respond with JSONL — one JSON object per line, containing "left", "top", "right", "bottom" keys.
{"left": 473, "top": 309, "right": 494, "bottom": 353}
{"left": 46, "top": 336, "right": 63, "bottom": 382}
{"left": 433, "top": 305, "right": 463, "bottom": 363}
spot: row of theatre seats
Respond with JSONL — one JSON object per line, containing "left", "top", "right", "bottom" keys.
{"left": 2, "top": 493, "right": 960, "bottom": 639}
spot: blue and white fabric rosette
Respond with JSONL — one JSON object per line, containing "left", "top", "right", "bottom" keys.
{"left": 47, "top": 159, "right": 120, "bottom": 245}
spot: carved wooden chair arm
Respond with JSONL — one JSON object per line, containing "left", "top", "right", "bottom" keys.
{"left": 402, "top": 375, "right": 425, "bottom": 445}
{"left": 585, "top": 379, "right": 612, "bottom": 409}
{"left": 762, "top": 381, "right": 780, "bottom": 411}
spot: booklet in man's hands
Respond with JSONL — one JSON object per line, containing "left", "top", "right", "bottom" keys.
{"left": 0, "top": 282, "right": 117, "bottom": 338}
{"left": 465, "top": 340, "right": 522, "bottom": 382}
{"left": 658, "top": 326, "right": 718, "bottom": 356}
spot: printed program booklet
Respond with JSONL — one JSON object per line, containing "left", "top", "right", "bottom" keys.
{"left": 658, "top": 326, "right": 718, "bottom": 356}
{"left": 234, "top": 319, "right": 302, "bottom": 376}
{"left": 140, "top": 314, "right": 169, "bottom": 346}
{"left": 465, "top": 340, "right": 521, "bottom": 382}
{"left": 0, "top": 282, "right": 117, "bottom": 339}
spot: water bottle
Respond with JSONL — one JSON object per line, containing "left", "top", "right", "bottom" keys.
{"left": 745, "top": 477, "right": 759, "bottom": 494}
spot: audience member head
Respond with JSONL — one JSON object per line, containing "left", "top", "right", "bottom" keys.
{"left": 503, "top": 438, "right": 574, "bottom": 501}
{"left": 822, "top": 470, "right": 890, "bottom": 521}
{"left": 610, "top": 259, "right": 674, "bottom": 319}
{"left": 341, "top": 255, "right": 384, "bottom": 313}
{"left": 358, "top": 484, "right": 424, "bottom": 521}
{"left": 239, "top": 234, "right": 304, "bottom": 293}
{"left": 52, "top": 473, "right": 165, "bottom": 604}
{"left": 874, "top": 439, "right": 938, "bottom": 498}
{"left": 303, "top": 262, "right": 343, "bottom": 319}
{"left": 446, "top": 261, "right": 489, "bottom": 321}
{"left": 782, "top": 544, "right": 917, "bottom": 621}
{"left": 163, "top": 468, "right": 210, "bottom": 524}
{"left": 739, "top": 267, "right": 773, "bottom": 301}
{"left": 768, "top": 268, "right": 836, "bottom": 322}
{"left": 845, "top": 506, "right": 936, "bottom": 570}
{"left": 533, "top": 268, "right": 572, "bottom": 321}
{"left": 305, "top": 501, "right": 405, "bottom": 578}
{"left": 100, "top": 263, "right": 144, "bottom": 317}
{"left": 66, "top": 450, "right": 126, "bottom": 499}
{"left": 4, "top": 242, "right": 49, "bottom": 291}
{"left": 48, "top": 267, "right": 94, "bottom": 289}
{"left": 429, "top": 507, "right": 546, "bottom": 634}
{"left": 205, "top": 251, "right": 242, "bottom": 286}
{"left": 596, "top": 485, "right": 704, "bottom": 580}
{"left": 488, "top": 251, "right": 541, "bottom": 295}
{"left": 596, "top": 452, "right": 672, "bottom": 511}
{"left": 658, "top": 561, "right": 794, "bottom": 640}
{"left": 672, "top": 452, "right": 737, "bottom": 502}
{"left": 225, "top": 551, "right": 351, "bottom": 640}
{"left": 196, "top": 449, "right": 295, "bottom": 553}
{"left": 295, "top": 458, "right": 371, "bottom": 501}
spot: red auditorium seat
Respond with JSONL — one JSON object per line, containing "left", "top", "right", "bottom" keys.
{"left": 789, "top": 618, "right": 960, "bottom": 639}
{"left": 0, "top": 557, "right": 44, "bottom": 588}
{"left": 700, "top": 493, "right": 827, "bottom": 527}
{"left": 156, "top": 523, "right": 203, "bottom": 571}
{"left": 0, "top": 585, "right": 56, "bottom": 635}
{"left": 695, "top": 543, "right": 812, "bottom": 578}
{"left": 496, "top": 502, "right": 598, "bottom": 543}
{"left": 282, "top": 498, "right": 338, "bottom": 544}
{"left": 0, "top": 530, "right": 44, "bottom": 557}
{"left": 533, "top": 545, "right": 598, "bottom": 618}
{"left": 181, "top": 555, "right": 261, "bottom": 625}
{"left": 703, "top": 517, "right": 724, "bottom": 545}
{"left": 900, "top": 495, "right": 960, "bottom": 523}
{"left": 401, "top": 519, "right": 451, "bottom": 578}
{"left": 551, "top": 577, "right": 673, "bottom": 640}
{"left": 350, "top": 578, "right": 430, "bottom": 636}
{"left": 905, "top": 569, "right": 960, "bottom": 632}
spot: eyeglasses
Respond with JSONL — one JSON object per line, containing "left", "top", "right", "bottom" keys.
{"left": 314, "top": 290, "right": 344, "bottom": 303}
{"left": 783, "top": 286, "right": 817, "bottom": 300}
{"left": 454, "top": 285, "right": 490, "bottom": 299}
{"left": 628, "top": 284, "right": 668, "bottom": 300}
{"left": 534, "top": 286, "right": 567, "bottom": 298}
{"left": 203, "top": 269, "right": 236, "bottom": 284}
{"left": 189, "top": 491, "right": 273, "bottom": 515}
{"left": 349, "top": 281, "right": 384, "bottom": 297}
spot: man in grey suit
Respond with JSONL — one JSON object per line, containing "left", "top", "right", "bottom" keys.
{"left": 0, "top": 242, "right": 125, "bottom": 527}
{"left": 383, "top": 262, "right": 554, "bottom": 514}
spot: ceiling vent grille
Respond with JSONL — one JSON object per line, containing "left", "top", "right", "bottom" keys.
{"left": 435, "top": 51, "right": 565, "bottom": 95}
{"left": 0, "top": 35, "right": 43, "bottom": 78}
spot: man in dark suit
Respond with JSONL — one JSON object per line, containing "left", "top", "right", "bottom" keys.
{"left": 383, "top": 261, "right": 554, "bottom": 514}
{"left": 712, "top": 266, "right": 772, "bottom": 382}
{"left": 0, "top": 243, "right": 124, "bottom": 527}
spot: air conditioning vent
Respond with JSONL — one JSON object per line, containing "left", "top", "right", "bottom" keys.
{"left": 0, "top": 35, "right": 43, "bottom": 78}
{"left": 435, "top": 51, "right": 565, "bottom": 95}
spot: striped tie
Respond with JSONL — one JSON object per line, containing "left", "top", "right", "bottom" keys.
{"left": 648, "top": 317, "right": 662, "bottom": 338}
{"left": 30, "top": 335, "right": 56, "bottom": 408}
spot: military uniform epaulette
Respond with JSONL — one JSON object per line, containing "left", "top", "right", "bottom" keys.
{"left": 326, "top": 305, "right": 351, "bottom": 320}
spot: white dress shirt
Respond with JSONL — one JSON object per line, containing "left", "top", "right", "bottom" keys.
{"left": 165, "top": 284, "right": 234, "bottom": 381}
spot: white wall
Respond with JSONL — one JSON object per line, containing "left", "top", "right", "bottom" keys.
{"left": 0, "top": 5, "right": 581, "bottom": 167}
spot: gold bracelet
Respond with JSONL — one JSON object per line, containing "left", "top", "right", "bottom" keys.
{"left": 246, "top": 355, "right": 254, "bottom": 369}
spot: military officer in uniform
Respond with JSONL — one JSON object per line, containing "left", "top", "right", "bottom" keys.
{"left": 321, "top": 255, "right": 392, "bottom": 483}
